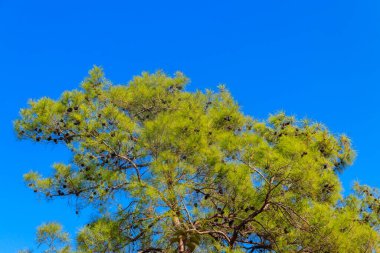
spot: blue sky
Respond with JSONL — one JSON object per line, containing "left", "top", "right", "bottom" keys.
{"left": 1, "top": 0, "right": 380, "bottom": 251}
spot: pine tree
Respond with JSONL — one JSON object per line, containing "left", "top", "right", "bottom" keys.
{"left": 15, "top": 67, "right": 380, "bottom": 252}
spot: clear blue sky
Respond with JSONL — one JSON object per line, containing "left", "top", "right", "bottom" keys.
{"left": 1, "top": 0, "right": 379, "bottom": 251}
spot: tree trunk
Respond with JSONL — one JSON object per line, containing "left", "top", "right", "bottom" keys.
{"left": 173, "top": 216, "right": 185, "bottom": 252}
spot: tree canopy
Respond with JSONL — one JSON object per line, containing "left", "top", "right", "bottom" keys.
{"left": 15, "top": 67, "right": 380, "bottom": 252}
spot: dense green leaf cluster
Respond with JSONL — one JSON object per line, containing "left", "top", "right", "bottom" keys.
{"left": 15, "top": 67, "right": 379, "bottom": 252}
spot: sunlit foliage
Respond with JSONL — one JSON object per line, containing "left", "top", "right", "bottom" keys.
{"left": 16, "top": 67, "right": 379, "bottom": 252}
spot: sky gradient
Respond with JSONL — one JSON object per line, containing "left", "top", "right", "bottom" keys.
{"left": 1, "top": 0, "right": 380, "bottom": 252}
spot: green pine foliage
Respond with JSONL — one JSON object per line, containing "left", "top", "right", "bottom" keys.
{"left": 15, "top": 67, "right": 379, "bottom": 252}
{"left": 35, "top": 222, "right": 71, "bottom": 253}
